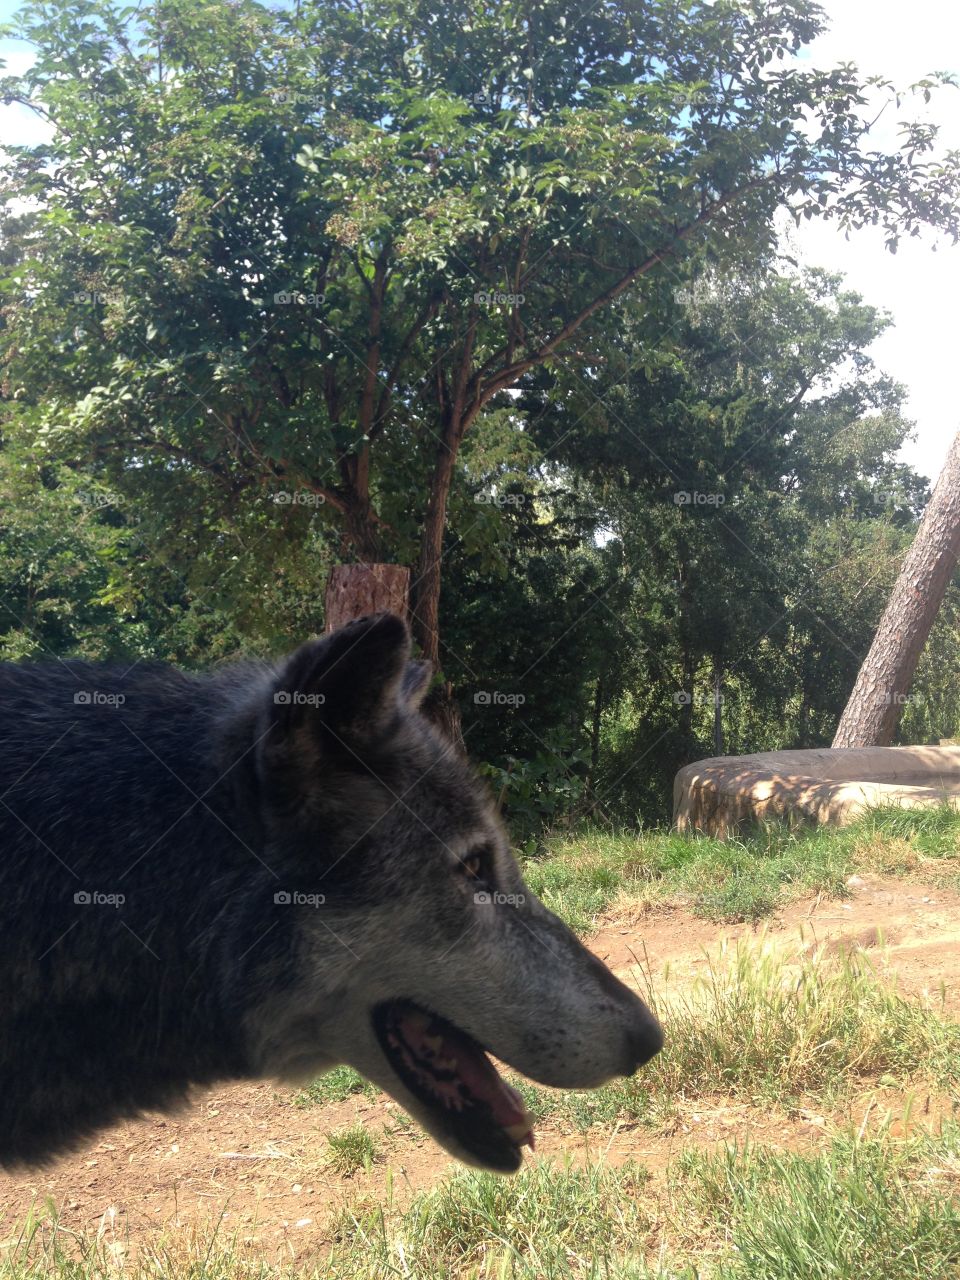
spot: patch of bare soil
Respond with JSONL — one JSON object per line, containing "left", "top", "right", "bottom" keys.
{"left": 1, "top": 875, "right": 958, "bottom": 1263}
{"left": 597, "top": 871, "right": 960, "bottom": 1015}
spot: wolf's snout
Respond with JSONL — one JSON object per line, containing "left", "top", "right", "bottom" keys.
{"left": 625, "top": 1007, "right": 664, "bottom": 1072}
{"left": 582, "top": 947, "right": 663, "bottom": 1075}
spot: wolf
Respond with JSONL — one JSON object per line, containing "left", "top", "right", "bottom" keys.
{"left": 0, "top": 613, "right": 662, "bottom": 1173}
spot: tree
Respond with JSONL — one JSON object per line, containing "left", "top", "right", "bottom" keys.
{"left": 442, "top": 263, "right": 927, "bottom": 824}
{"left": 832, "top": 429, "right": 960, "bottom": 748}
{"left": 2, "top": 0, "right": 959, "bottom": 716}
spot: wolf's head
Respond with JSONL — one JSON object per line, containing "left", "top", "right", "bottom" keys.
{"left": 242, "top": 613, "right": 662, "bottom": 1172}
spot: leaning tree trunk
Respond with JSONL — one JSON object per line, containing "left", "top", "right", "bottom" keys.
{"left": 833, "top": 429, "right": 960, "bottom": 748}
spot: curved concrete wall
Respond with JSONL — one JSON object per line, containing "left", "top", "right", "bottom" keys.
{"left": 673, "top": 745, "right": 960, "bottom": 837}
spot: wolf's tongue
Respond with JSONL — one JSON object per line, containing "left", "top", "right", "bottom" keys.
{"left": 400, "top": 1008, "right": 532, "bottom": 1137}
{"left": 455, "top": 1048, "right": 526, "bottom": 1127}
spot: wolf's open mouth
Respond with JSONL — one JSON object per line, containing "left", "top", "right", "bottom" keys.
{"left": 372, "top": 998, "right": 535, "bottom": 1172}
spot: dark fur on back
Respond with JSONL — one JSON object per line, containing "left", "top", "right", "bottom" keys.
{"left": 0, "top": 656, "right": 283, "bottom": 1161}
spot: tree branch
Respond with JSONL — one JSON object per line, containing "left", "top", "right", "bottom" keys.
{"left": 473, "top": 181, "right": 775, "bottom": 407}
{"left": 369, "top": 296, "right": 438, "bottom": 441}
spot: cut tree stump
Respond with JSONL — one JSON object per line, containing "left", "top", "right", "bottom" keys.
{"left": 674, "top": 745, "right": 960, "bottom": 836}
{"left": 323, "top": 563, "right": 410, "bottom": 633}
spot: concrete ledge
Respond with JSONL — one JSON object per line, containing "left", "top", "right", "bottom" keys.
{"left": 673, "top": 746, "right": 960, "bottom": 837}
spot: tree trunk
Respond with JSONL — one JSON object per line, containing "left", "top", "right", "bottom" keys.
{"left": 712, "top": 660, "right": 724, "bottom": 756}
{"left": 833, "top": 429, "right": 960, "bottom": 748}
{"left": 324, "top": 564, "right": 410, "bottom": 632}
{"left": 797, "top": 681, "right": 811, "bottom": 748}
{"left": 410, "top": 425, "right": 466, "bottom": 751}
{"left": 584, "top": 673, "right": 605, "bottom": 817}
{"left": 411, "top": 436, "right": 459, "bottom": 670}
{"left": 338, "top": 449, "right": 385, "bottom": 562}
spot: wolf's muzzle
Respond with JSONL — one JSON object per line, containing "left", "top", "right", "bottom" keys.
{"left": 581, "top": 947, "right": 664, "bottom": 1074}
{"left": 625, "top": 1007, "right": 664, "bottom": 1072}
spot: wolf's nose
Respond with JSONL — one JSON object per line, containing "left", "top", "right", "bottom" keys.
{"left": 579, "top": 947, "right": 664, "bottom": 1072}
{"left": 627, "top": 1010, "right": 664, "bottom": 1071}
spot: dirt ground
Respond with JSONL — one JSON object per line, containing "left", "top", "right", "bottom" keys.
{"left": 1, "top": 873, "right": 958, "bottom": 1265}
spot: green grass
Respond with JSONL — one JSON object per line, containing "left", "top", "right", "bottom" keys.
{"left": 7, "top": 1129, "right": 957, "bottom": 1278}
{"left": 293, "top": 1064, "right": 379, "bottom": 1107}
{"left": 523, "top": 805, "right": 960, "bottom": 930}
{"left": 651, "top": 940, "right": 960, "bottom": 1099}
{"left": 322, "top": 1126, "right": 960, "bottom": 1279}
{"left": 326, "top": 1156, "right": 654, "bottom": 1278}
{"left": 668, "top": 1127, "right": 960, "bottom": 1279}
{"left": 325, "top": 1122, "right": 381, "bottom": 1175}
{"left": 0, "top": 1204, "right": 273, "bottom": 1280}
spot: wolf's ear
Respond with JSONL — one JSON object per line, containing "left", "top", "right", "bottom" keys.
{"left": 401, "top": 660, "right": 432, "bottom": 710}
{"left": 269, "top": 613, "right": 411, "bottom": 748}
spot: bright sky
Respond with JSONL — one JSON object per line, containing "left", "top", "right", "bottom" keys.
{"left": 0, "top": 0, "right": 957, "bottom": 485}
{"left": 791, "top": 0, "right": 960, "bottom": 485}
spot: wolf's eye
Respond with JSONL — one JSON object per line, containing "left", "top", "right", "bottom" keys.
{"left": 459, "top": 845, "right": 494, "bottom": 884}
